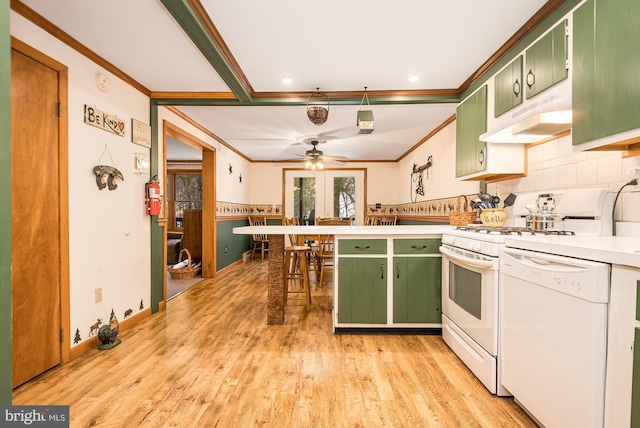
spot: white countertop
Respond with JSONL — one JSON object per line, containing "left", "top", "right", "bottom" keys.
{"left": 233, "top": 224, "right": 453, "bottom": 236}
{"left": 504, "top": 236, "right": 640, "bottom": 268}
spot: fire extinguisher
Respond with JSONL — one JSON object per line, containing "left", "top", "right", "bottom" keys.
{"left": 145, "top": 176, "right": 161, "bottom": 216}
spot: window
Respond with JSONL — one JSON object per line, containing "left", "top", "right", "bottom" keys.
{"left": 333, "top": 176, "right": 355, "bottom": 218}
{"left": 166, "top": 171, "right": 202, "bottom": 231}
{"left": 293, "top": 177, "right": 316, "bottom": 224}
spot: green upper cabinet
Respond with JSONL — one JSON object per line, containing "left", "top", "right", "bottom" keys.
{"left": 456, "top": 85, "right": 487, "bottom": 178}
{"left": 494, "top": 56, "right": 523, "bottom": 117}
{"left": 525, "top": 20, "right": 568, "bottom": 99}
{"left": 572, "top": 0, "right": 640, "bottom": 146}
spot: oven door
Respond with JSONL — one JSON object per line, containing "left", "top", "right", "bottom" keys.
{"left": 440, "top": 244, "right": 499, "bottom": 355}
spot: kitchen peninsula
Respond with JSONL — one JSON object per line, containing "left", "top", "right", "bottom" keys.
{"left": 233, "top": 224, "right": 452, "bottom": 326}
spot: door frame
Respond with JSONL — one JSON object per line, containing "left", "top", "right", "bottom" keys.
{"left": 11, "top": 38, "right": 71, "bottom": 364}
{"left": 282, "top": 168, "right": 367, "bottom": 224}
{"left": 162, "top": 121, "right": 216, "bottom": 292}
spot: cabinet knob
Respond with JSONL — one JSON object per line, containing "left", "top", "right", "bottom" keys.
{"left": 396, "top": 263, "right": 400, "bottom": 279}
{"left": 380, "top": 264, "right": 385, "bottom": 279}
{"left": 526, "top": 69, "right": 535, "bottom": 89}
{"left": 478, "top": 148, "right": 485, "bottom": 166}
{"left": 513, "top": 78, "right": 521, "bottom": 97}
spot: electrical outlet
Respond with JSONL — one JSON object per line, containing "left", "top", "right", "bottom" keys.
{"left": 626, "top": 167, "right": 640, "bottom": 181}
{"left": 95, "top": 287, "right": 102, "bottom": 303}
{"left": 224, "top": 246, "right": 228, "bottom": 253}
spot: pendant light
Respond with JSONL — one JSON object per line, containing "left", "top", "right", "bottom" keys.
{"left": 357, "top": 87, "right": 374, "bottom": 134}
{"left": 306, "top": 88, "right": 329, "bottom": 126}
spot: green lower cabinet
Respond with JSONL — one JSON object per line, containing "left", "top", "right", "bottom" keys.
{"left": 337, "top": 257, "right": 387, "bottom": 324}
{"left": 392, "top": 257, "right": 442, "bottom": 323}
{"left": 632, "top": 327, "right": 640, "bottom": 427}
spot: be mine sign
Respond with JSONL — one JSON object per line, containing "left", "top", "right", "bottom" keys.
{"left": 84, "top": 105, "right": 125, "bottom": 137}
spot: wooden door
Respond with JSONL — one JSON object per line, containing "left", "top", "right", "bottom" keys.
{"left": 11, "top": 48, "right": 62, "bottom": 387}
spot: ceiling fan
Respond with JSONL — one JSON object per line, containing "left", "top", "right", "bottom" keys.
{"left": 296, "top": 139, "right": 347, "bottom": 169}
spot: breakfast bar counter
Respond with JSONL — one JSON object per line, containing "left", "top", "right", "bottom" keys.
{"left": 233, "top": 225, "right": 452, "bottom": 324}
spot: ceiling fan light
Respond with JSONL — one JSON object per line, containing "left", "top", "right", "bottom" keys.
{"left": 357, "top": 110, "right": 375, "bottom": 134}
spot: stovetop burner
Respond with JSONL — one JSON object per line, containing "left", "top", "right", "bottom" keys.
{"left": 455, "top": 225, "right": 576, "bottom": 236}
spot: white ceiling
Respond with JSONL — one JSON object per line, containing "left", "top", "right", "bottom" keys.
{"left": 19, "top": 0, "right": 552, "bottom": 162}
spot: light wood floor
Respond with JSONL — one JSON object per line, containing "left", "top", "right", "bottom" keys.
{"left": 13, "top": 260, "right": 536, "bottom": 427}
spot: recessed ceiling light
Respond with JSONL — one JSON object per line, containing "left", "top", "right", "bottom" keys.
{"left": 282, "top": 77, "right": 293, "bottom": 85}
{"left": 408, "top": 75, "right": 420, "bottom": 82}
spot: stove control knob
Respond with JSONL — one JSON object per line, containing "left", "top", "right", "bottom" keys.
{"left": 473, "top": 242, "right": 483, "bottom": 252}
{"left": 443, "top": 236, "right": 454, "bottom": 245}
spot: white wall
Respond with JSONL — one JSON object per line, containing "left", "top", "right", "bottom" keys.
{"left": 11, "top": 12, "right": 152, "bottom": 345}
{"left": 250, "top": 161, "right": 401, "bottom": 206}
{"left": 488, "top": 134, "right": 640, "bottom": 224}
{"left": 397, "top": 122, "right": 479, "bottom": 203}
{"left": 156, "top": 108, "right": 252, "bottom": 205}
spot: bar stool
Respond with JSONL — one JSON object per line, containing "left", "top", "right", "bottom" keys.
{"left": 283, "top": 217, "right": 311, "bottom": 309}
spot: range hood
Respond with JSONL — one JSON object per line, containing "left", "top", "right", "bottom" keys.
{"left": 481, "top": 78, "right": 572, "bottom": 144}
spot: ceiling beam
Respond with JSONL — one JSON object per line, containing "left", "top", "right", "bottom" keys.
{"left": 159, "top": 0, "right": 252, "bottom": 102}
{"left": 151, "top": 89, "right": 460, "bottom": 106}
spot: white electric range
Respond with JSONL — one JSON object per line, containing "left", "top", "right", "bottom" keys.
{"left": 439, "top": 188, "right": 614, "bottom": 399}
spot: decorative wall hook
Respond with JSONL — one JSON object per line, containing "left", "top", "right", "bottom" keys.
{"left": 94, "top": 165, "right": 124, "bottom": 190}
{"left": 94, "top": 144, "right": 124, "bottom": 190}
{"left": 410, "top": 156, "right": 433, "bottom": 202}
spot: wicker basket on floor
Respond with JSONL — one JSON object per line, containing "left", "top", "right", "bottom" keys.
{"left": 449, "top": 195, "right": 477, "bottom": 226}
{"left": 168, "top": 249, "right": 200, "bottom": 279}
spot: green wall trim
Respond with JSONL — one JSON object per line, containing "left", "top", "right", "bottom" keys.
{"left": 151, "top": 94, "right": 460, "bottom": 107}
{"left": 150, "top": 102, "right": 163, "bottom": 313}
{"left": 159, "top": 0, "right": 252, "bottom": 102}
{"left": 397, "top": 219, "right": 445, "bottom": 226}
{"left": 0, "top": 0, "right": 12, "bottom": 404}
{"left": 636, "top": 280, "right": 640, "bottom": 322}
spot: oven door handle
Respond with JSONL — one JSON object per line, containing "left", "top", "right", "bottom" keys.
{"left": 439, "top": 246, "right": 495, "bottom": 269}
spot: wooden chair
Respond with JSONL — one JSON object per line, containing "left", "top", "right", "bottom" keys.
{"left": 377, "top": 215, "right": 397, "bottom": 225}
{"left": 364, "top": 215, "right": 377, "bottom": 225}
{"left": 283, "top": 217, "right": 311, "bottom": 309}
{"left": 317, "top": 217, "right": 352, "bottom": 225}
{"left": 314, "top": 233, "right": 336, "bottom": 287}
{"left": 248, "top": 216, "right": 268, "bottom": 260}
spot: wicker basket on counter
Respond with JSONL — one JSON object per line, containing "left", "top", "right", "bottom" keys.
{"left": 167, "top": 249, "right": 200, "bottom": 279}
{"left": 449, "top": 195, "right": 477, "bottom": 226}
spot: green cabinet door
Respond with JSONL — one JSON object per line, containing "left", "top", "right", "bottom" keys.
{"left": 456, "top": 85, "right": 487, "bottom": 178}
{"left": 572, "top": 0, "right": 596, "bottom": 145}
{"left": 337, "top": 257, "right": 387, "bottom": 324}
{"left": 393, "top": 257, "right": 442, "bottom": 323}
{"left": 573, "top": 0, "right": 640, "bottom": 146}
{"left": 632, "top": 327, "right": 640, "bottom": 427}
{"left": 494, "top": 56, "right": 523, "bottom": 117}
{"left": 525, "top": 20, "right": 568, "bottom": 99}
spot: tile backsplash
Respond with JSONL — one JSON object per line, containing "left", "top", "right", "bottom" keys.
{"left": 487, "top": 134, "right": 640, "bottom": 224}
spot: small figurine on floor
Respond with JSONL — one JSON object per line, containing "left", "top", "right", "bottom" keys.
{"left": 97, "top": 309, "right": 121, "bottom": 350}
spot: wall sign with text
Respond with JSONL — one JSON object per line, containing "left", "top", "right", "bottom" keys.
{"left": 84, "top": 104, "right": 125, "bottom": 137}
{"left": 131, "top": 119, "right": 151, "bottom": 148}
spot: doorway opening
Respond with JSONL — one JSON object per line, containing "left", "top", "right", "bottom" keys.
{"left": 163, "top": 121, "right": 216, "bottom": 301}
